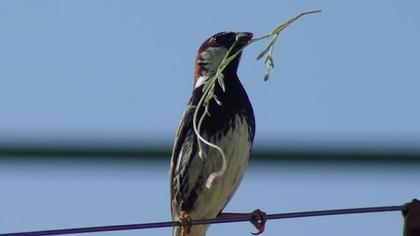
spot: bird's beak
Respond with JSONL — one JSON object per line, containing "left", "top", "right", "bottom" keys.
{"left": 236, "top": 32, "right": 253, "bottom": 46}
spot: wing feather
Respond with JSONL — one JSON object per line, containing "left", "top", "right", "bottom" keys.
{"left": 169, "top": 99, "right": 196, "bottom": 215}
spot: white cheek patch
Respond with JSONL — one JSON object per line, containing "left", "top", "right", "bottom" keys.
{"left": 195, "top": 47, "right": 228, "bottom": 89}
{"left": 201, "top": 47, "right": 228, "bottom": 74}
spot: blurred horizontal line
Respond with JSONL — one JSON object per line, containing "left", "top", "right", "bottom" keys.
{"left": 0, "top": 146, "right": 419, "bottom": 163}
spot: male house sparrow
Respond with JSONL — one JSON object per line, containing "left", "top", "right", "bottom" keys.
{"left": 169, "top": 32, "right": 258, "bottom": 236}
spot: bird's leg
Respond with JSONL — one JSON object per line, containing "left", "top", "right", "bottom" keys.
{"left": 219, "top": 209, "right": 267, "bottom": 235}
{"left": 179, "top": 211, "right": 192, "bottom": 236}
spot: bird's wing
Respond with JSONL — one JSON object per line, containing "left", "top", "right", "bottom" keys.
{"left": 169, "top": 99, "right": 196, "bottom": 215}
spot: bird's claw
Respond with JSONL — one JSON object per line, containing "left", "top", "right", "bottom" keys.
{"left": 250, "top": 209, "right": 267, "bottom": 235}
{"left": 179, "top": 211, "right": 192, "bottom": 236}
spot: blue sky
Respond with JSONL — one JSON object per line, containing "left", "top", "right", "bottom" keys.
{"left": 1, "top": 1, "right": 419, "bottom": 151}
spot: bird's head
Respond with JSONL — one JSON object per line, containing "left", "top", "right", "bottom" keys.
{"left": 193, "top": 31, "right": 253, "bottom": 88}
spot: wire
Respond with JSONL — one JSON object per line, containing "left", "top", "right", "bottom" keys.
{"left": 0, "top": 205, "right": 403, "bottom": 236}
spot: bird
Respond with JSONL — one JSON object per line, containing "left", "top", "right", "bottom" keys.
{"left": 169, "top": 31, "right": 259, "bottom": 236}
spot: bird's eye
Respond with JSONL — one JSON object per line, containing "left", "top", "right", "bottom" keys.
{"left": 209, "top": 37, "right": 216, "bottom": 44}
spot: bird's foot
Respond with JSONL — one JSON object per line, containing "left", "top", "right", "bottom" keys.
{"left": 250, "top": 209, "right": 267, "bottom": 235}
{"left": 219, "top": 209, "right": 267, "bottom": 235}
{"left": 179, "top": 211, "right": 192, "bottom": 236}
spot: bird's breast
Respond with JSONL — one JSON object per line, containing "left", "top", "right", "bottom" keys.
{"left": 188, "top": 114, "right": 252, "bottom": 218}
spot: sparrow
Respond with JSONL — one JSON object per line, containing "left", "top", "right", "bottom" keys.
{"left": 169, "top": 31, "right": 258, "bottom": 236}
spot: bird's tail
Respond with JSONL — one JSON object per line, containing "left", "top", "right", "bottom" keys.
{"left": 172, "top": 224, "right": 209, "bottom": 236}
{"left": 172, "top": 226, "right": 182, "bottom": 236}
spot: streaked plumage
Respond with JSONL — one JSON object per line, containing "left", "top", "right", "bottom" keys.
{"left": 170, "top": 32, "right": 255, "bottom": 236}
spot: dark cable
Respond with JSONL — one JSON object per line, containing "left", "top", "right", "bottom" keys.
{"left": 0, "top": 205, "right": 403, "bottom": 236}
